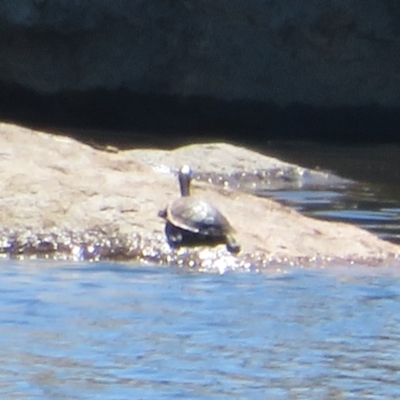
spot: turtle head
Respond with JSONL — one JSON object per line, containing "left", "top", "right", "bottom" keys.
{"left": 178, "top": 165, "right": 192, "bottom": 197}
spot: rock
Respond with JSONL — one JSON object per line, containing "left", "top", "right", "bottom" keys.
{"left": 1, "top": 1, "right": 400, "bottom": 140}
{"left": 130, "top": 142, "right": 351, "bottom": 191}
{"left": 1, "top": 0, "right": 399, "bottom": 107}
{"left": 0, "top": 122, "right": 398, "bottom": 271}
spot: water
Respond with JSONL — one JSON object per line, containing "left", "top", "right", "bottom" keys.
{"left": 262, "top": 142, "right": 400, "bottom": 244}
{"left": 264, "top": 184, "right": 400, "bottom": 244}
{"left": 1, "top": 260, "right": 400, "bottom": 399}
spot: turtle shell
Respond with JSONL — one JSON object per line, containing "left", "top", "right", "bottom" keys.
{"left": 166, "top": 196, "right": 233, "bottom": 238}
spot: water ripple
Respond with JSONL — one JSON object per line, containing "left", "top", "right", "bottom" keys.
{"left": 0, "top": 261, "right": 400, "bottom": 398}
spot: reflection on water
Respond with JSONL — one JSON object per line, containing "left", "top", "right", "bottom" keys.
{"left": 1, "top": 260, "right": 400, "bottom": 399}
{"left": 262, "top": 184, "right": 400, "bottom": 244}
{"left": 260, "top": 142, "right": 400, "bottom": 244}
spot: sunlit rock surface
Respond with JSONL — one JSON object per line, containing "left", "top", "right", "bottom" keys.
{"left": 0, "top": 122, "right": 399, "bottom": 271}
{"left": 131, "top": 142, "right": 351, "bottom": 192}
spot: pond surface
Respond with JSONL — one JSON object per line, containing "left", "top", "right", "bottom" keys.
{"left": 263, "top": 142, "right": 400, "bottom": 244}
{"left": 1, "top": 260, "right": 400, "bottom": 399}
{"left": 264, "top": 184, "right": 400, "bottom": 244}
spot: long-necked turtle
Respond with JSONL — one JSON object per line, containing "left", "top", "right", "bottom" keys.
{"left": 159, "top": 165, "right": 240, "bottom": 253}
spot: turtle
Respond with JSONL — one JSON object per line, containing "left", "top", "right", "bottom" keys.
{"left": 159, "top": 165, "right": 240, "bottom": 253}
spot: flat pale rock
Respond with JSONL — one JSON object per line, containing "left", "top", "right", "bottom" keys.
{"left": 0, "top": 122, "right": 399, "bottom": 271}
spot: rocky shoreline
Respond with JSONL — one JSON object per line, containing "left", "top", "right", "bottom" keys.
{"left": 0, "top": 122, "right": 399, "bottom": 271}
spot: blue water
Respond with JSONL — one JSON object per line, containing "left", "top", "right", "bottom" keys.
{"left": 1, "top": 260, "right": 400, "bottom": 399}
{"left": 266, "top": 187, "right": 400, "bottom": 244}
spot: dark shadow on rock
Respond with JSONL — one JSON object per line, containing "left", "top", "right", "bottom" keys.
{"left": 1, "top": 83, "right": 400, "bottom": 146}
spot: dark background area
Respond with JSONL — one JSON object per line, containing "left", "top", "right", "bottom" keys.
{"left": 1, "top": 84, "right": 400, "bottom": 148}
